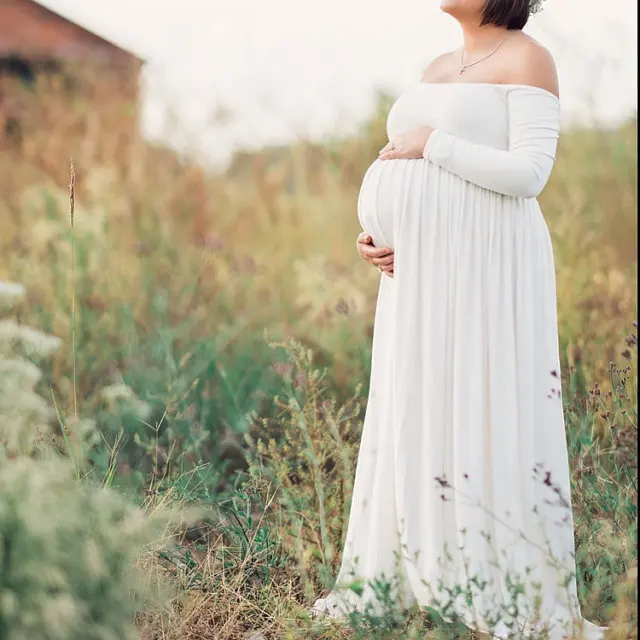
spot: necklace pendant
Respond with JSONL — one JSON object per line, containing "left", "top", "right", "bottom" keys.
{"left": 459, "top": 67, "right": 465, "bottom": 75}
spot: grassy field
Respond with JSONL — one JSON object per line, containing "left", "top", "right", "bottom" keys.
{"left": 0, "top": 73, "right": 637, "bottom": 639}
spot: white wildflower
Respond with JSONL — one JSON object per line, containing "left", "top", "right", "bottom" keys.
{"left": 132, "top": 397, "right": 152, "bottom": 422}
{"left": 101, "top": 383, "right": 151, "bottom": 421}
{"left": 0, "top": 320, "right": 62, "bottom": 360}
{"left": 0, "top": 388, "right": 52, "bottom": 423}
{"left": 0, "top": 281, "right": 25, "bottom": 313}
{"left": 0, "top": 358, "right": 42, "bottom": 391}
{"left": 0, "top": 388, "right": 52, "bottom": 454}
{"left": 0, "top": 319, "right": 20, "bottom": 355}
{"left": 101, "top": 383, "right": 135, "bottom": 404}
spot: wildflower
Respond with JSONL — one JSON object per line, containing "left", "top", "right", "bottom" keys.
{"left": 101, "top": 383, "right": 135, "bottom": 404}
{"left": 0, "top": 358, "right": 42, "bottom": 392}
{"left": 0, "top": 320, "right": 62, "bottom": 360}
{"left": 101, "top": 384, "right": 151, "bottom": 421}
{"left": 0, "top": 281, "right": 25, "bottom": 313}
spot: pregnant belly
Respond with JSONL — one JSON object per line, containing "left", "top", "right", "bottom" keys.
{"left": 357, "top": 158, "right": 427, "bottom": 250}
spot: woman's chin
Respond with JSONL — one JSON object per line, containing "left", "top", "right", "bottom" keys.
{"left": 439, "top": 0, "right": 481, "bottom": 20}
{"left": 439, "top": 0, "right": 457, "bottom": 13}
{"left": 439, "top": 4, "right": 459, "bottom": 20}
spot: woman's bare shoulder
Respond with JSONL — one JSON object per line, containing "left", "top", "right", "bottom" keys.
{"left": 420, "top": 50, "right": 460, "bottom": 82}
{"left": 504, "top": 33, "right": 559, "bottom": 97}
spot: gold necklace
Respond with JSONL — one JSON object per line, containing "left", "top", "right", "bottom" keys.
{"left": 459, "top": 34, "right": 509, "bottom": 75}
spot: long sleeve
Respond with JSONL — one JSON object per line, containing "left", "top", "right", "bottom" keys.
{"left": 422, "top": 86, "right": 560, "bottom": 198}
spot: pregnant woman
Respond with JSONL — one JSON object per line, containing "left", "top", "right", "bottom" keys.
{"left": 312, "top": 1, "right": 607, "bottom": 638}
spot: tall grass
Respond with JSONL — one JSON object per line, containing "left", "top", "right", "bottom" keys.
{"left": 0, "top": 68, "right": 636, "bottom": 638}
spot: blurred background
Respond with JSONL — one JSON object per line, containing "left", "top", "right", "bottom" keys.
{"left": 20, "top": 0, "right": 640, "bottom": 165}
{"left": 0, "top": 1, "right": 637, "bottom": 639}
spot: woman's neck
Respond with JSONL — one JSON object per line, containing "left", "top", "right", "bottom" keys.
{"left": 460, "top": 22, "right": 510, "bottom": 54}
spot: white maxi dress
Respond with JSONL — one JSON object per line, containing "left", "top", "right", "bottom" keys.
{"left": 312, "top": 83, "right": 606, "bottom": 639}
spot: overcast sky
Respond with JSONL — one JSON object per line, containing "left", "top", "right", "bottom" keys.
{"left": 38, "top": 0, "right": 638, "bottom": 166}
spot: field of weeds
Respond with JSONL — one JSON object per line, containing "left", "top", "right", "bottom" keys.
{"left": 0, "top": 72, "right": 636, "bottom": 639}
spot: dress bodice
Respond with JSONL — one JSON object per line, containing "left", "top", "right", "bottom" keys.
{"left": 358, "top": 83, "right": 561, "bottom": 250}
{"left": 387, "top": 83, "right": 556, "bottom": 151}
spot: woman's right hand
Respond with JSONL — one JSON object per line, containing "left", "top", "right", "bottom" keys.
{"left": 356, "top": 232, "right": 395, "bottom": 277}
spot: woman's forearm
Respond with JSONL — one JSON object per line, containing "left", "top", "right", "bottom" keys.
{"left": 422, "top": 87, "right": 560, "bottom": 198}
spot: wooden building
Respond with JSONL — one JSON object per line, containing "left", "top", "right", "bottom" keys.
{"left": 0, "top": 0, "right": 143, "bottom": 137}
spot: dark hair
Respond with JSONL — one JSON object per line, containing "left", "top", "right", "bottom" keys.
{"left": 481, "top": 0, "right": 532, "bottom": 30}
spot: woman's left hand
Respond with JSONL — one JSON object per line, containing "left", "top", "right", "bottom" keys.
{"left": 379, "top": 126, "right": 434, "bottom": 160}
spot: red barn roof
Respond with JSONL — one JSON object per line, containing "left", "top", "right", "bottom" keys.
{"left": 0, "top": 0, "right": 144, "bottom": 67}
